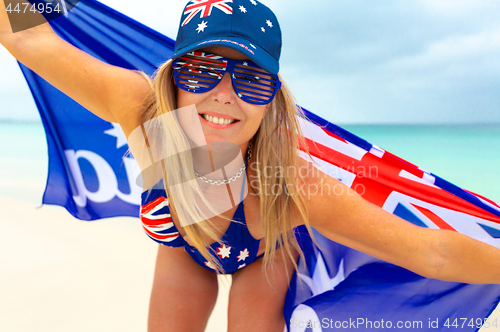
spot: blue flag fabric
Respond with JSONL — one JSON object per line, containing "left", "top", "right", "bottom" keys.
{"left": 19, "top": 1, "right": 500, "bottom": 331}
{"left": 19, "top": 0, "right": 174, "bottom": 220}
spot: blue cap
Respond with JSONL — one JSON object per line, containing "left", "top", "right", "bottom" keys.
{"left": 172, "top": 0, "right": 282, "bottom": 74}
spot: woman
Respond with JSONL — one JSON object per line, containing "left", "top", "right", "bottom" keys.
{"left": 1, "top": 1, "right": 499, "bottom": 331}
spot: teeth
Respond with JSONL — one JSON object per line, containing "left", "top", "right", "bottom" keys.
{"left": 202, "top": 114, "right": 236, "bottom": 125}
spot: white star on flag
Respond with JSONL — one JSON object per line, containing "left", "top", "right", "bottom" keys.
{"left": 237, "top": 248, "right": 250, "bottom": 261}
{"left": 238, "top": 263, "right": 246, "bottom": 269}
{"left": 250, "top": 0, "right": 257, "bottom": 5}
{"left": 217, "top": 244, "right": 231, "bottom": 258}
{"left": 250, "top": 44, "right": 256, "bottom": 49}
{"left": 205, "top": 261, "right": 216, "bottom": 270}
{"left": 243, "top": 62, "right": 248, "bottom": 66}
{"left": 266, "top": 20, "right": 273, "bottom": 27}
{"left": 261, "top": 27, "right": 265, "bottom": 33}
{"left": 298, "top": 254, "right": 346, "bottom": 296}
{"left": 104, "top": 123, "right": 128, "bottom": 149}
{"left": 196, "top": 20, "right": 208, "bottom": 33}
{"left": 239, "top": 5, "right": 247, "bottom": 13}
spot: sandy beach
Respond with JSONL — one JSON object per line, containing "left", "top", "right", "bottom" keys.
{"left": 1, "top": 193, "right": 498, "bottom": 332}
{"left": 0, "top": 195, "right": 231, "bottom": 332}
{"left": 1, "top": 121, "right": 499, "bottom": 331}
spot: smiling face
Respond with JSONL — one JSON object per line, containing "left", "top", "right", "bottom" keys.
{"left": 175, "top": 46, "right": 271, "bottom": 151}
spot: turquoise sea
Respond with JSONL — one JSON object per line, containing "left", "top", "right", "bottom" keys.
{"left": 0, "top": 121, "right": 499, "bottom": 204}
{"left": 0, "top": 121, "right": 48, "bottom": 205}
{"left": 343, "top": 124, "right": 500, "bottom": 203}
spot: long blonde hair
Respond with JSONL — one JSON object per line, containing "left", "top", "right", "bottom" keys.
{"left": 138, "top": 59, "right": 319, "bottom": 278}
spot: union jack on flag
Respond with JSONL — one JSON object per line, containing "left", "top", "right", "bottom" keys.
{"left": 281, "top": 109, "right": 500, "bottom": 331}
{"left": 297, "top": 109, "right": 500, "bottom": 246}
{"left": 182, "top": 0, "right": 233, "bottom": 27}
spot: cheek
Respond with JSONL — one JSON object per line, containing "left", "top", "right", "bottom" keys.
{"left": 257, "top": 105, "right": 270, "bottom": 123}
{"left": 176, "top": 86, "right": 209, "bottom": 110}
{"left": 176, "top": 87, "right": 189, "bottom": 108}
{"left": 243, "top": 104, "right": 269, "bottom": 129}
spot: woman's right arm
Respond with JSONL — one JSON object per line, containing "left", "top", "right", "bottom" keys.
{"left": 0, "top": 1, "right": 151, "bottom": 131}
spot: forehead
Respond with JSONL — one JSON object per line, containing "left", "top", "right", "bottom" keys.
{"left": 198, "top": 46, "right": 248, "bottom": 61}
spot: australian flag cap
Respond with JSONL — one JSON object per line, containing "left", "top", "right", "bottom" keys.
{"left": 172, "top": 0, "right": 282, "bottom": 74}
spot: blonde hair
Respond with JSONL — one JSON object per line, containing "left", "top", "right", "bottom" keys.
{"left": 138, "top": 59, "right": 319, "bottom": 279}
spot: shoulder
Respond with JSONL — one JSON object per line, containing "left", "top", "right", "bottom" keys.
{"left": 292, "top": 154, "right": 359, "bottom": 225}
{"left": 295, "top": 155, "right": 344, "bottom": 196}
{"left": 115, "top": 72, "right": 153, "bottom": 139}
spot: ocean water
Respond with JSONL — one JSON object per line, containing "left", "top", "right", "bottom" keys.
{"left": 343, "top": 124, "right": 500, "bottom": 203}
{"left": 0, "top": 121, "right": 498, "bottom": 204}
{"left": 0, "top": 121, "right": 48, "bottom": 205}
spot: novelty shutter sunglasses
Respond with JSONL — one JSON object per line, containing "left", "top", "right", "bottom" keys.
{"left": 172, "top": 52, "right": 281, "bottom": 105}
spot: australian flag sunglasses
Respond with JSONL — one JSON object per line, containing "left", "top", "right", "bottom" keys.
{"left": 172, "top": 52, "right": 281, "bottom": 105}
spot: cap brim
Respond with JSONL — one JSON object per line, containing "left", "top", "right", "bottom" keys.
{"left": 172, "top": 36, "right": 279, "bottom": 75}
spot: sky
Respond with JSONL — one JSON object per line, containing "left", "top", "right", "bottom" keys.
{"left": 1, "top": 0, "right": 500, "bottom": 124}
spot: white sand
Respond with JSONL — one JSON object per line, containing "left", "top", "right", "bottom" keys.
{"left": 0, "top": 195, "right": 230, "bottom": 332}
{"left": 1, "top": 195, "right": 499, "bottom": 332}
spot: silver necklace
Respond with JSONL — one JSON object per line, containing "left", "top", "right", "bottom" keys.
{"left": 194, "top": 142, "right": 253, "bottom": 185}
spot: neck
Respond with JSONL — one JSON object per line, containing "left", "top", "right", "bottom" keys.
{"left": 190, "top": 141, "right": 251, "bottom": 181}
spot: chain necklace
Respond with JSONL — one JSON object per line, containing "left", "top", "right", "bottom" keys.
{"left": 194, "top": 142, "right": 253, "bottom": 185}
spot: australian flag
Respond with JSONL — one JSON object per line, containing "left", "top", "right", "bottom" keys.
{"left": 18, "top": 0, "right": 500, "bottom": 331}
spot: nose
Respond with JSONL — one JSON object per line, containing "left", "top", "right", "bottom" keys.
{"left": 211, "top": 73, "right": 236, "bottom": 105}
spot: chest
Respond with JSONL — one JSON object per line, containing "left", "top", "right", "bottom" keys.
{"left": 171, "top": 192, "right": 265, "bottom": 248}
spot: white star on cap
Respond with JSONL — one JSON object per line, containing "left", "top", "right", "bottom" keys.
{"left": 239, "top": 5, "right": 247, "bottom": 13}
{"left": 238, "top": 263, "right": 246, "bottom": 269}
{"left": 266, "top": 20, "right": 273, "bottom": 28}
{"left": 196, "top": 21, "right": 208, "bottom": 33}
{"left": 261, "top": 27, "right": 265, "bottom": 33}
{"left": 243, "top": 62, "right": 248, "bottom": 66}
{"left": 250, "top": 0, "right": 257, "bottom": 5}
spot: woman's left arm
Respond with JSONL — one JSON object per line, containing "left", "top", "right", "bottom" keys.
{"left": 299, "top": 166, "right": 500, "bottom": 284}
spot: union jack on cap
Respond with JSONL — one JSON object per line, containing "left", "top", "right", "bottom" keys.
{"left": 172, "top": 0, "right": 282, "bottom": 74}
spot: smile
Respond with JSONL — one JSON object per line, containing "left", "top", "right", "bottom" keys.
{"left": 201, "top": 114, "right": 238, "bottom": 125}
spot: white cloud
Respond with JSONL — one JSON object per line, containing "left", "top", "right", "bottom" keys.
{"left": 389, "top": 29, "right": 500, "bottom": 70}
{"left": 0, "top": 0, "right": 499, "bottom": 124}
{"left": 0, "top": 47, "right": 38, "bottom": 120}
{"left": 98, "top": 0, "right": 187, "bottom": 38}
{"left": 419, "top": 0, "right": 500, "bottom": 16}
{"left": 0, "top": 46, "right": 28, "bottom": 91}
